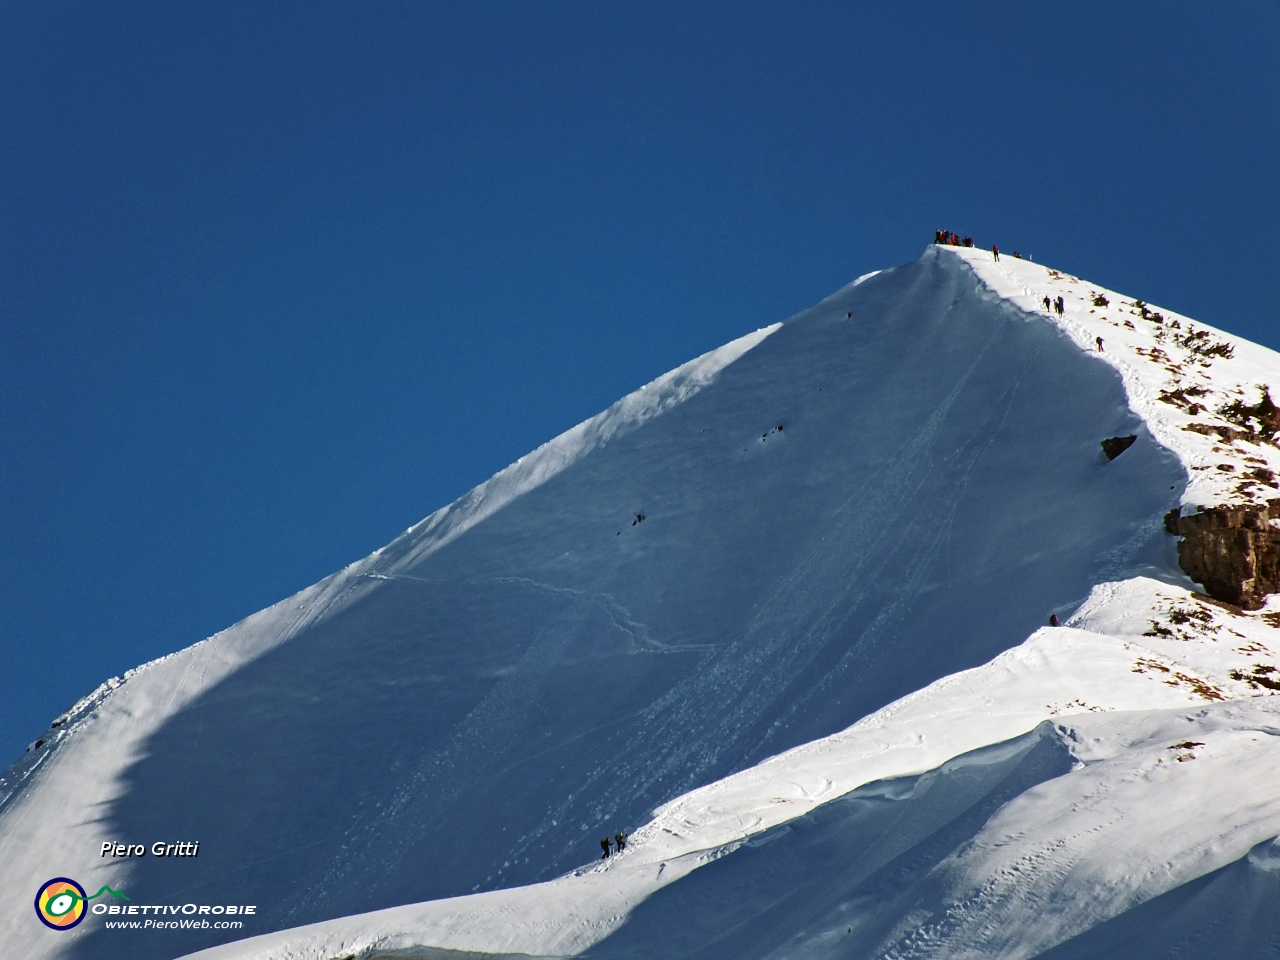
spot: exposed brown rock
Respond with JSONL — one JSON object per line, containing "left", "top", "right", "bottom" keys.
{"left": 1165, "top": 499, "right": 1280, "bottom": 609}
{"left": 1192, "top": 592, "right": 1244, "bottom": 615}
{"left": 1100, "top": 435, "right": 1137, "bottom": 461}
{"left": 1219, "top": 386, "right": 1280, "bottom": 443}
{"left": 1183, "top": 422, "right": 1250, "bottom": 444}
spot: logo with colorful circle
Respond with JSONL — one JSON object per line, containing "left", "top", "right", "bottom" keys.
{"left": 34, "top": 878, "right": 128, "bottom": 931}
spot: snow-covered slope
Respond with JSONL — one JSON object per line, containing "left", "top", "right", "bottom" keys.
{"left": 6, "top": 244, "right": 1280, "bottom": 960}
{"left": 169, "top": 577, "right": 1280, "bottom": 960}
{"left": 952, "top": 245, "right": 1280, "bottom": 512}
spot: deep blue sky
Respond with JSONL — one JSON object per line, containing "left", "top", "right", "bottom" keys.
{"left": 2, "top": 2, "right": 1278, "bottom": 763}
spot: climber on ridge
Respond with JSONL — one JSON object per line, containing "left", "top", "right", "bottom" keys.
{"left": 601, "top": 837, "right": 612, "bottom": 859}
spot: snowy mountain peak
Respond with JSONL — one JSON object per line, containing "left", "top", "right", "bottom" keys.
{"left": 7, "top": 245, "right": 1280, "bottom": 960}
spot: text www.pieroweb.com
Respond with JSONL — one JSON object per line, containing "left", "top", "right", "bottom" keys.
{"left": 93, "top": 902, "right": 254, "bottom": 931}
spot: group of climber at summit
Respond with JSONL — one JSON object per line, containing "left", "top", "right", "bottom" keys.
{"left": 934, "top": 235, "right": 1105, "bottom": 351}
{"left": 934, "top": 230, "right": 1029, "bottom": 263}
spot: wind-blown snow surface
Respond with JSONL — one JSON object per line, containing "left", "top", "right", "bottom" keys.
{"left": 6, "top": 245, "right": 1279, "bottom": 960}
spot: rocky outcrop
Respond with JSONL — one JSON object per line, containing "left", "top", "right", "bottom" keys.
{"left": 1101, "top": 435, "right": 1137, "bottom": 461}
{"left": 1165, "top": 499, "right": 1280, "bottom": 609}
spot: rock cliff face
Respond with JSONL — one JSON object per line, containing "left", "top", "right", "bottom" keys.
{"left": 1165, "top": 500, "right": 1280, "bottom": 609}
